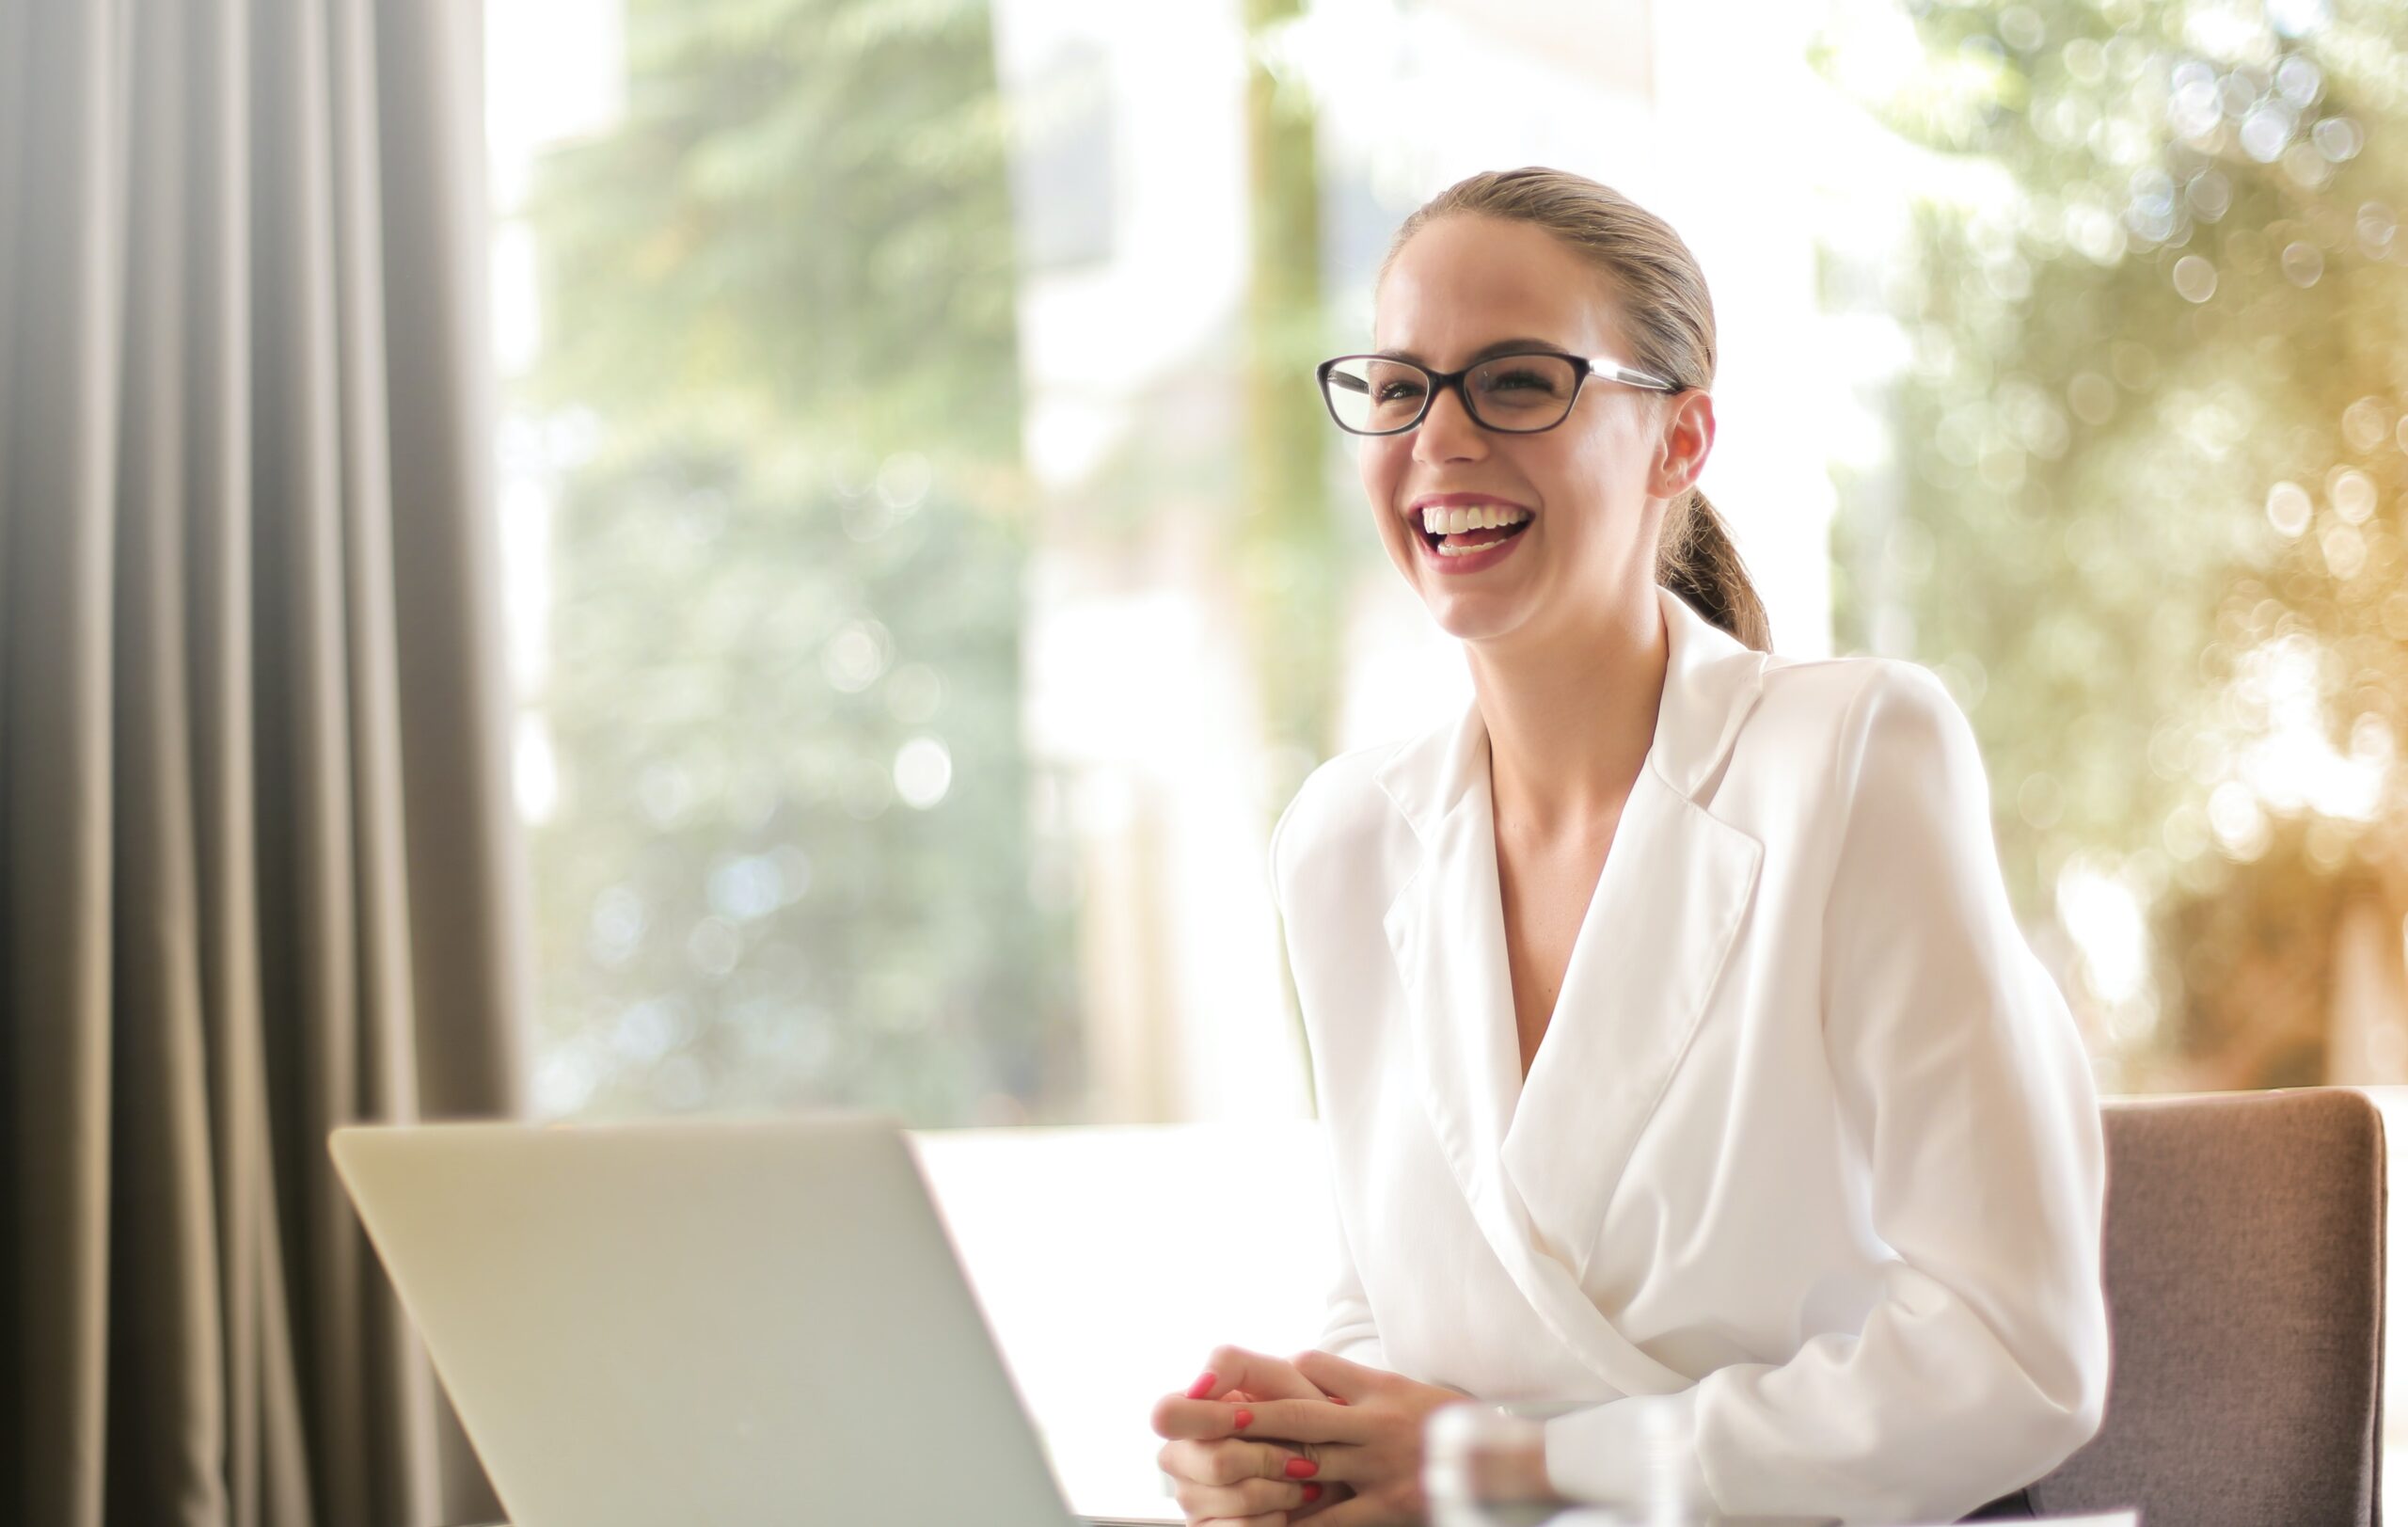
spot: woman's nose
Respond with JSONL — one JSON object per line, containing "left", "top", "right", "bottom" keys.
{"left": 1414, "top": 382, "right": 1487, "bottom": 462}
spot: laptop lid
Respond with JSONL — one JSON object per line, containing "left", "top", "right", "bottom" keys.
{"left": 330, "top": 1114, "right": 1089, "bottom": 1527}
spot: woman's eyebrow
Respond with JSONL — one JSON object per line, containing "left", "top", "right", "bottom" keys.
{"left": 1371, "top": 336, "right": 1564, "bottom": 364}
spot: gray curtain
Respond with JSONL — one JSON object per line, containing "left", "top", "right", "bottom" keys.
{"left": 0, "top": 3, "right": 532, "bottom": 1524}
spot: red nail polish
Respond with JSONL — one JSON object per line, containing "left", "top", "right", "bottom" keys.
{"left": 1302, "top": 1483, "right": 1323, "bottom": 1503}
{"left": 1285, "top": 1457, "right": 1319, "bottom": 1479}
{"left": 1233, "top": 1408, "right": 1253, "bottom": 1429}
{"left": 1185, "top": 1371, "right": 1217, "bottom": 1401}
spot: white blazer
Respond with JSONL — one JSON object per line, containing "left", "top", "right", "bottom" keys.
{"left": 1270, "top": 583, "right": 2110, "bottom": 1526}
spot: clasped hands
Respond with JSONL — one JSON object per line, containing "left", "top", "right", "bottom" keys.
{"left": 1147, "top": 1344, "right": 1471, "bottom": 1527}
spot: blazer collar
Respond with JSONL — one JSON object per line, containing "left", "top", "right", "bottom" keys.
{"left": 1368, "top": 583, "right": 1770, "bottom": 1397}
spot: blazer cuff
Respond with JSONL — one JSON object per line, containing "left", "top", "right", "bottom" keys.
{"left": 1542, "top": 1389, "right": 1712, "bottom": 1514}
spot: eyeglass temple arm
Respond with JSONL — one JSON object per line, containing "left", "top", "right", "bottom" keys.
{"left": 1590, "top": 357, "right": 1678, "bottom": 391}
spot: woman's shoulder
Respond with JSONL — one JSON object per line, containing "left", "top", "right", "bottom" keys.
{"left": 1746, "top": 651, "right": 1973, "bottom": 757}
{"left": 1274, "top": 736, "right": 1410, "bottom": 855}
{"left": 1268, "top": 733, "right": 1426, "bottom": 911}
{"left": 1727, "top": 651, "right": 1991, "bottom": 827}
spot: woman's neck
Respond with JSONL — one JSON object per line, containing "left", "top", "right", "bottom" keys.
{"left": 1468, "top": 592, "right": 1669, "bottom": 840}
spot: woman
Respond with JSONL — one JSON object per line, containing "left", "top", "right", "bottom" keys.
{"left": 1147, "top": 167, "right": 2109, "bottom": 1526}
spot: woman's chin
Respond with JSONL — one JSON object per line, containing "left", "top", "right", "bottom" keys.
{"left": 1422, "top": 597, "right": 1528, "bottom": 646}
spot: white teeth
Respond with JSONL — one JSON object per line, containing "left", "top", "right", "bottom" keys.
{"left": 1418, "top": 503, "right": 1530, "bottom": 534}
{"left": 1437, "top": 534, "right": 1510, "bottom": 556}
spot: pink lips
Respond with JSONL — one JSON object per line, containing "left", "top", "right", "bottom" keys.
{"left": 1410, "top": 491, "right": 1533, "bottom": 576}
{"left": 1417, "top": 517, "right": 1529, "bottom": 575}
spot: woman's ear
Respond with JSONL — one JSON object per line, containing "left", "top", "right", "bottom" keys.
{"left": 1646, "top": 390, "right": 1717, "bottom": 499}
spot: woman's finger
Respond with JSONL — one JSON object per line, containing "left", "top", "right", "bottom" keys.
{"left": 1290, "top": 1349, "right": 1382, "bottom": 1406}
{"left": 1291, "top": 1488, "right": 1381, "bottom": 1527}
{"left": 1288, "top": 1479, "right": 1352, "bottom": 1519}
{"left": 1156, "top": 1385, "right": 1310, "bottom": 1441}
{"left": 1181, "top": 1344, "right": 1326, "bottom": 1402}
{"left": 1168, "top": 1471, "right": 1317, "bottom": 1521}
{"left": 1224, "top": 1396, "right": 1370, "bottom": 1447}
{"left": 1157, "top": 1436, "right": 1323, "bottom": 1488}
{"left": 1152, "top": 1391, "right": 1250, "bottom": 1440}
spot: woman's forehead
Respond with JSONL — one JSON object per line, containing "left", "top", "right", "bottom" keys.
{"left": 1373, "top": 216, "right": 1624, "bottom": 358}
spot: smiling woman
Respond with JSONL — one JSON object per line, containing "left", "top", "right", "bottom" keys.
{"left": 1149, "top": 167, "right": 2109, "bottom": 1527}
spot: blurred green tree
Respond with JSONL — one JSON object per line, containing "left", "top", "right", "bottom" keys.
{"left": 1821, "top": 0, "right": 2408, "bottom": 1087}
{"left": 1242, "top": 0, "right": 1346, "bottom": 774}
{"left": 517, "top": 0, "right": 1077, "bottom": 1122}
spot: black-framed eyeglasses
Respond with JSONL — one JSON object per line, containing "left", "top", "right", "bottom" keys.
{"left": 1314, "top": 349, "right": 1679, "bottom": 437}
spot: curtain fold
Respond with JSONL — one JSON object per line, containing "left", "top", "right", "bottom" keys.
{"left": 1, "top": 3, "right": 531, "bottom": 1525}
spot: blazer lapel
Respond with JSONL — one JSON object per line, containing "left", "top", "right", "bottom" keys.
{"left": 1372, "top": 585, "right": 1769, "bottom": 1396}
{"left": 1498, "top": 766, "right": 1763, "bottom": 1284}
{"left": 1376, "top": 701, "right": 1519, "bottom": 1236}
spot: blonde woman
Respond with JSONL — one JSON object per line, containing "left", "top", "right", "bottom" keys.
{"left": 1149, "top": 168, "right": 2108, "bottom": 1527}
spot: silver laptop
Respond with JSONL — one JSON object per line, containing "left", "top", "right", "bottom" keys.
{"left": 329, "top": 1114, "right": 1179, "bottom": 1527}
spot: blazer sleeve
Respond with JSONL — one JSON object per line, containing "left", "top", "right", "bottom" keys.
{"left": 1543, "top": 661, "right": 2110, "bottom": 1525}
{"left": 1312, "top": 1197, "right": 1389, "bottom": 1368}
{"left": 1268, "top": 780, "right": 1390, "bottom": 1371}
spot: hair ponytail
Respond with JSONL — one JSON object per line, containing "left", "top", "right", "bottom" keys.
{"left": 1660, "top": 489, "right": 1771, "bottom": 651}
{"left": 1380, "top": 167, "right": 1771, "bottom": 652}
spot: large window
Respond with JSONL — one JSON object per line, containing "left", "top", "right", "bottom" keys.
{"left": 491, "top": 0, "right": 1073, "bottom": 1126}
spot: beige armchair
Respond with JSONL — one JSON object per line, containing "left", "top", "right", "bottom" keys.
{"left": 2029, "top": 1090, "right": 2386, "bottom": 1524}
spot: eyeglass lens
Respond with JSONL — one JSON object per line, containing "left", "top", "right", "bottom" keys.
{"left": 1321, "top": 354, "right": 1581, "bottom": 434}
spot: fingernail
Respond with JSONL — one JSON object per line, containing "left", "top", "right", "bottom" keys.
{"left": 1232, "top": 1408, "right": 1253, "bottom": 1429}
{"left": 1184, "top": 1371, "right": 1217, "bottom": 1400}
{"left": 1302, "top": 1483, "right": 1323, "bottom": 1503}
{"left": 1285, "top": 1457, "right": 1319, "bottom": 1479}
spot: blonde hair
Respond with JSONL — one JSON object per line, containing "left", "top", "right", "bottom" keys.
{"left": 1377, "top": 167, "right": 1771, "bottom": 651}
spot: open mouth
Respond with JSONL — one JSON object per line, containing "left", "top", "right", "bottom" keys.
{"left": 1421, "top": 517, "right": 1534, "bottom": 555}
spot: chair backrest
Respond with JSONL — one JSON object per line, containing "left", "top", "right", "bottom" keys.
{"left": 2030, "top": 1089, "right": 2386, "bottom": 1526}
